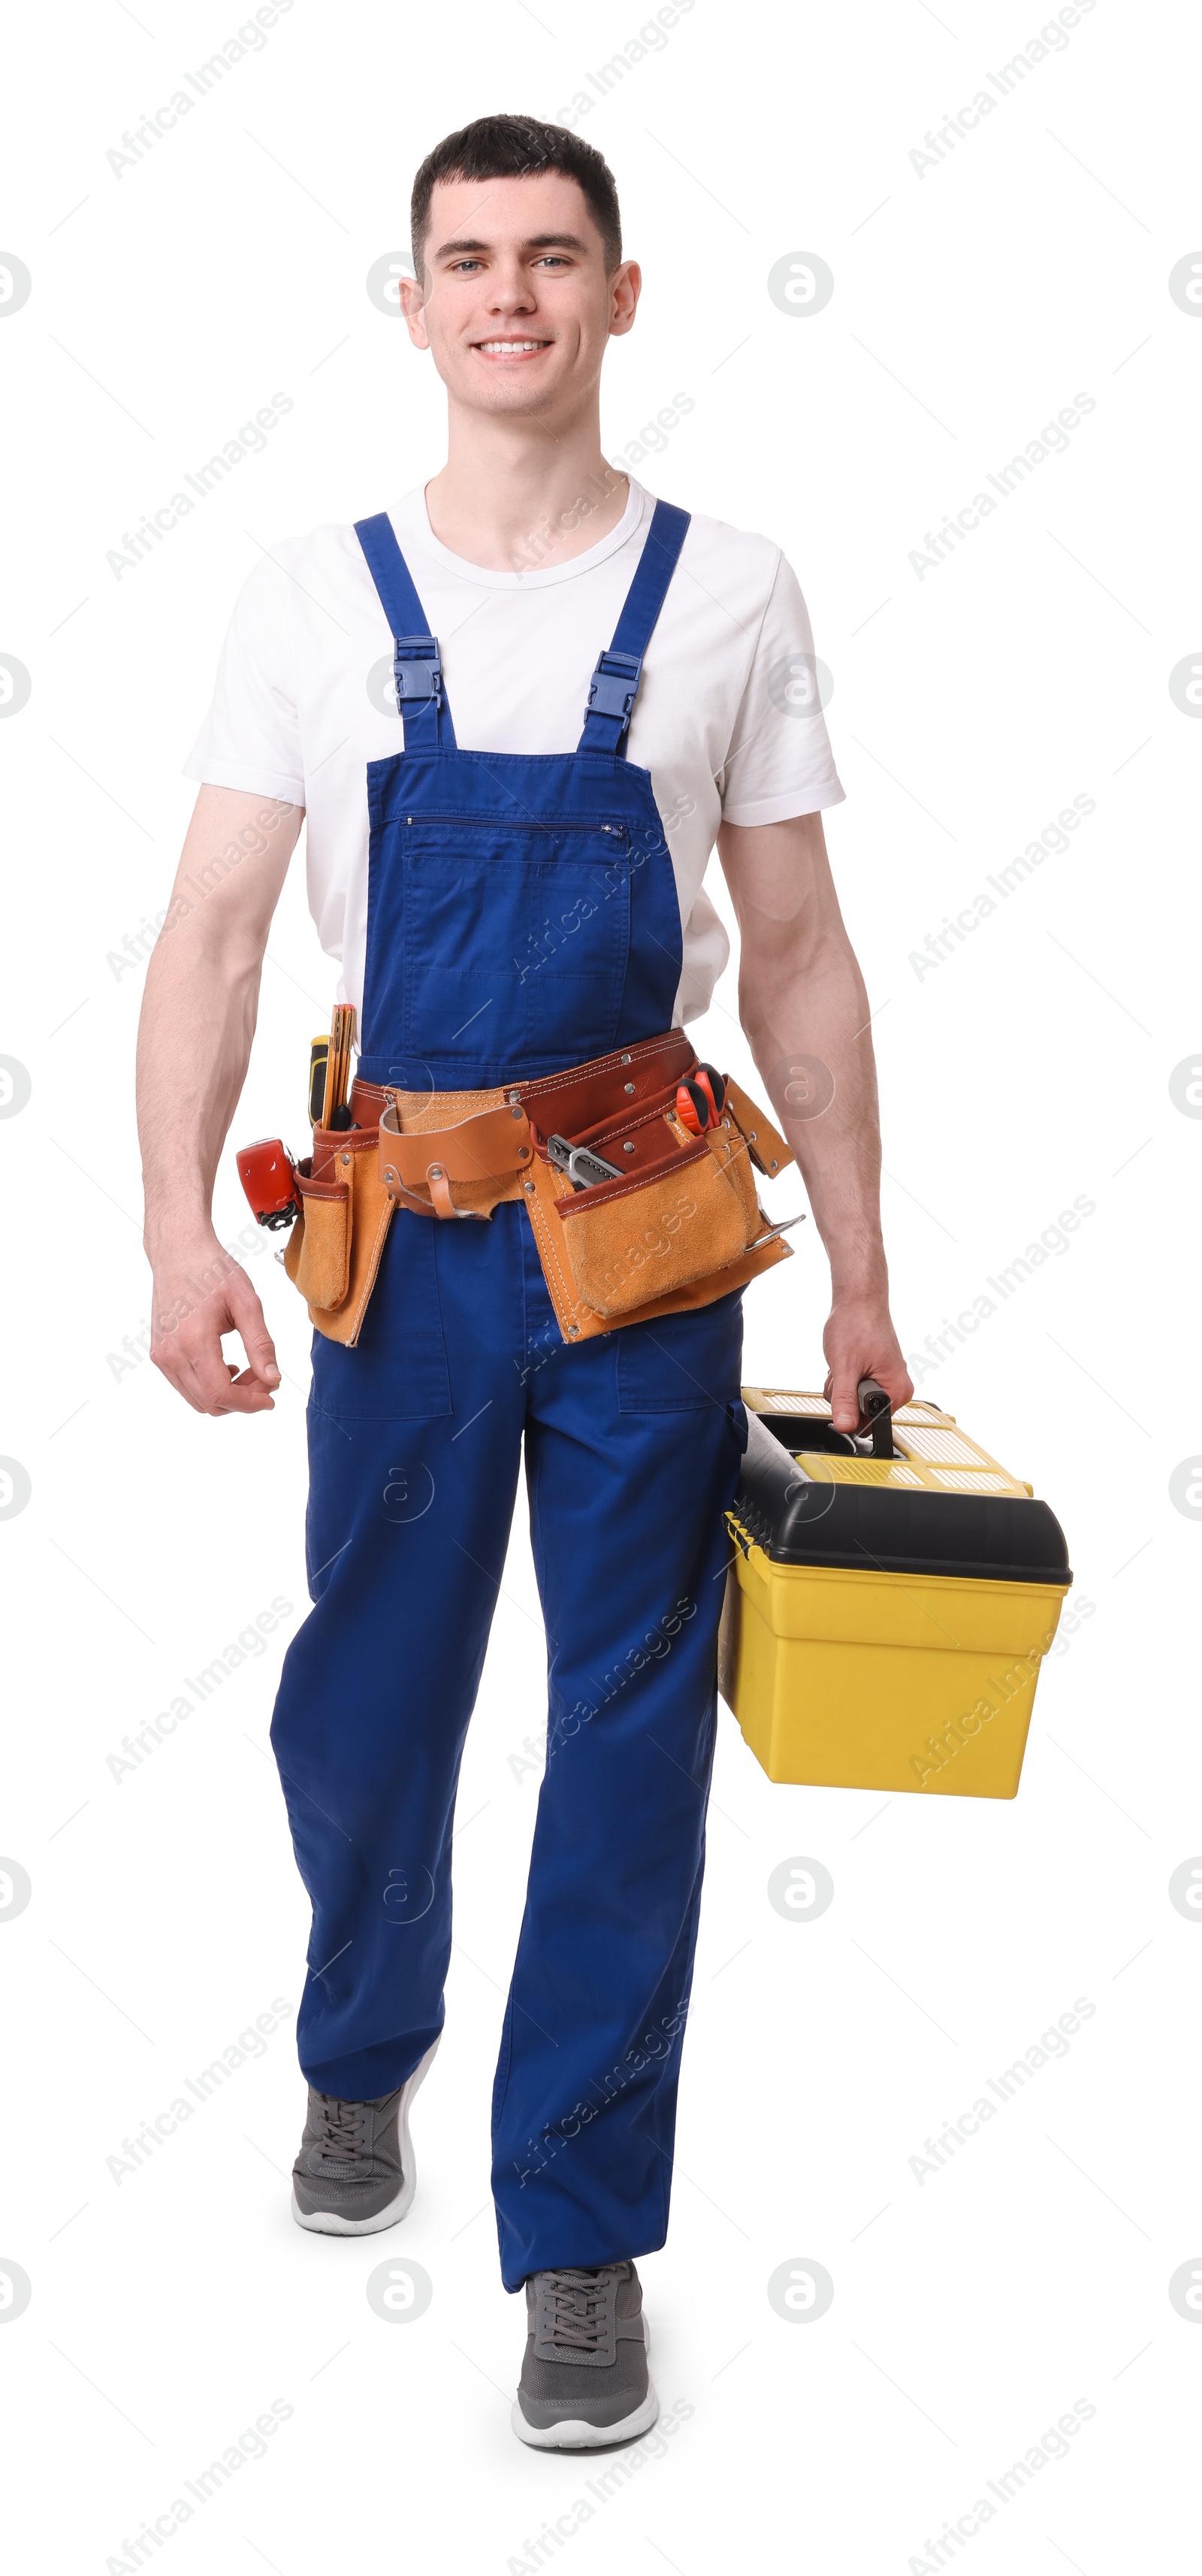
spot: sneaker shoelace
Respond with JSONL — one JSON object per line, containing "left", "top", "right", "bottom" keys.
{"left": 541, "top": 2266, "right": 616, "bottom": 2352}
{"left": 311, "top": 2094, "right": 373, "bottom": 2164}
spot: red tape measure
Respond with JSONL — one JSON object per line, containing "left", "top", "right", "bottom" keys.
{"left": 236, "top": 1138, "right": 301, "bottom": 1231}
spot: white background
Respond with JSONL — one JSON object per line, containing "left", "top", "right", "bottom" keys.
{"left": 2, "top": 0, "right": 1199, "bottom": 2568}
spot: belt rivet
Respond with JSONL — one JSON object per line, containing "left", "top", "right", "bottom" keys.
{"left": 340, "top": 1152, "right": 351, "bottom": 1166}
{"left": 624, "top": 1081, "right": 636, "bottom": 1094}
{"left": 523, "top": 1178, "right": 535, "bottom": 1193}
{"left": 510, "top": 1104, "right": 524, "bottom": 1119}
{"left": 384, "top": 1166, "right": 397, "bottom": 1184}
{"left": 428, "top": 1164, "right": 444, "bottom": 1179}
{"left": 620, "top": 1053, "right": 632, "bottom": 1064}
{"left": 623, "top": 1140, "right": 636, "bottom": 1153}
{"left": 518, "top": 1144, "right": 530, "bottom": 1160}
{"left": 770, "top": 1156, "right": 778, "bottom": 1171}
{"left": 568, "top": 1323, "right": 581, "bottom": 1337}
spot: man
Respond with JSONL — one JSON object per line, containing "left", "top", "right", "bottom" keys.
{"left": 137, "top": 114, "right": 911, "bottom": 2449}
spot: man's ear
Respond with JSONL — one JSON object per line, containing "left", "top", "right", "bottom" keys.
{"left": 609, "top": 260, "right": 642, "bottom": 340}
{"left": 398, "top": 273, "right": 430, "bottom": 349}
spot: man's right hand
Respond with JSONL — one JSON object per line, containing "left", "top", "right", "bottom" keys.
{"left": 149, "top": 1235, "right": 282, "bottom": 1416}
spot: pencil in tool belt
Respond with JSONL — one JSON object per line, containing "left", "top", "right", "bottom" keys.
{"left": 319, "top": 1004, "right": 357, "bottom": 1129}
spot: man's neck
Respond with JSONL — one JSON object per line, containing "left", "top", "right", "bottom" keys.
{"left": 423, "top": 400, "right": 630, "bottom": 575}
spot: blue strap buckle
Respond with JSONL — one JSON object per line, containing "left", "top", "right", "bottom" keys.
{"left": 585, "top": 647, "right": 643, "bottom": 731}
{"left": 394, "top": 633, "right": 442, "bottom": 706}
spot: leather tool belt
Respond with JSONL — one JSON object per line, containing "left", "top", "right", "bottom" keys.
{"left": 283, "top": 1029, "right": 799, "bottom": 1349}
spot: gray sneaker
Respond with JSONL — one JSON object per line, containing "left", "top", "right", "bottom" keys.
{"left": 290, "top": 2037, "right": 439, "bottom": 2236}
{"left": 512, "top": 2262, "right": 659, "bottom": 2449}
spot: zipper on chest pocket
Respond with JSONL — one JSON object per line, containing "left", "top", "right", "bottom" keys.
{"left": 402, "top": 815, "right": 629, "bottom": 843}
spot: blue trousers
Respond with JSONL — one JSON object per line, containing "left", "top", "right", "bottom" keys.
{"left": 270, "top": 1197, "right": 746, "bottom": 2290}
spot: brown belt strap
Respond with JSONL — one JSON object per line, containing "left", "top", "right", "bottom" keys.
{"left": 354, "top": 1030, "right": 695, "bottom": 1137}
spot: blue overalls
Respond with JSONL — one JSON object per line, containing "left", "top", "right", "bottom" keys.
{"left": 270, "top": 501, "right": 749, "bottom": 2291}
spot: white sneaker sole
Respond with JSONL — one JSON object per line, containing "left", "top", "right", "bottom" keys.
{"left": 512, "top": 2317, "right": 658, "bottom": 2450}
{"left": 290, "top": 2036, "right": 440, "bottom": 2236}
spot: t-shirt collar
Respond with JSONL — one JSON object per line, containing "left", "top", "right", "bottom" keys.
{"left": 388, "top": 476, "right": 650, "bottom": 591}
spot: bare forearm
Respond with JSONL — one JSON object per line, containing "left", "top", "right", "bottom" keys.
{"left": 717, "top": 810, "right": 911, "bottom": 1427}
{"left": 137, "top": 936, "right": 261, "bottom": 1256}
{"left": 135, "top": 786, "right": 300, "bottom": 1415}
{"left": 719, "top": 812, "right": 886, "bottom": 1293}
{"left": 136, "top": 786, "right": 301, "bottom": 1259}
{"left": 738, "top": 927, "right": 886, "bottom": 1295}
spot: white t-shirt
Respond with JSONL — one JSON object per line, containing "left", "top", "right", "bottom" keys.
{"left": 186, "top": 478, "right": 844, "bottom": 1026}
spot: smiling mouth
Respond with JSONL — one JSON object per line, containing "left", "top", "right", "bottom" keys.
{"left": 472, "top": 337, "right": 553, "bottom": 358}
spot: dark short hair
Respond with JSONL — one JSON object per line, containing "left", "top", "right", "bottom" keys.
{"left": 411, "top": 114, "right": 622, "bottom": 279}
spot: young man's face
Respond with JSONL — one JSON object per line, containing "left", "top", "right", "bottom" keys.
{"left": 400, "top": 169, "right": 639, "bottom": 419}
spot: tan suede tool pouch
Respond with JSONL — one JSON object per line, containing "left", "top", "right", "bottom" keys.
{"left": 283, "top": 1129, "right": 395, "bottom": 1344}
{"left": 554, "top": 1120, "right": 763, "bottom": 1321}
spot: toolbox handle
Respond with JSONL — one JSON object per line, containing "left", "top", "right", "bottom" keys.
{"left": 856, "top": 1376, "right": 895, "bottom": 1459}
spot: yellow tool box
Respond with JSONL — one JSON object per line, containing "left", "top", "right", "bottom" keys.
{"left": 718, "top": 1385, "right": 1071, "bottom": 1798}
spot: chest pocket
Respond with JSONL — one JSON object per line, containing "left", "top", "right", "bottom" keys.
{"left": 400, "top": 818, "right": 632, "bottom": 1070}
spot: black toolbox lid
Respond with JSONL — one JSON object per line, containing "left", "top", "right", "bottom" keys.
{"left": 734, "top": 1406, "right": 1072, "bottom": 1585}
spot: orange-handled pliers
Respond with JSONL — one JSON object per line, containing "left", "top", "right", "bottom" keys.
{"left": 675, "top": 1063, "right": 726, "bottom": 1134}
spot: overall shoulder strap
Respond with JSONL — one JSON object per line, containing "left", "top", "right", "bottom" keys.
{"left": 355, "top": 512, "right": 456, "bottom": 751}
{"left": 576, "top": 498, "right": 691, "bottom": 757}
